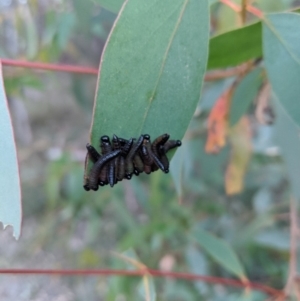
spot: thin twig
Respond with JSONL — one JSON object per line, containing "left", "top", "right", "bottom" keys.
{"left": 246, "top": 4, "right": 264, "bottom": 19}
{"left": 219, "top": 0, "right": 240, "bottom": 12}
{"left": 1, "top": 59, "right": 98, "bottom": 75}
{"left": 205, "top": 62, "right": 256, "bottom": 81}
{"left": 0, "top": 268, "right": 283, "bottom": 297}
{"left": 1, "top": 57, "right": 259, "bottom": 83}
{"left": 219, "top": 0, "right": 263, "bottom": 19}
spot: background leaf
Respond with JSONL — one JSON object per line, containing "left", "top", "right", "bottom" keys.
{"left": 185, "top": 245, "right": 209, "bottom": 295}
{"left": 137, "top": 276, "right": 156, "bottom": 301}
{"left": 91, "top": 0, "right": 209, "bottom": 146}
{"left": 20, "top": 5, "right": 39, "bottom": 59}
{"left": 225, "top": 117, "right": 252, "bottom": 195}
{"left": 191, "top": 227, "right": 247, "bottom": 280}
{"left": 93, "top": 0, "right": 124, "bottom": 13}
{"left": 205, "top": 87, "right": 232, "bottom": 153}
{"left": 0, "top": 63, "right": 22, "bottom": 239}
{"left": 208, "top": 22, "right": 262, "bottom": 70}
{"left": 263, "top": 13, "right": 300, "bottom": 126}
{"left": 273, "top": 95, "right": 300, "bottom": 199}
{"left": 230, "top": 67, "right": 262, "bottom": 126}
{"left": 208, "top": 8, "right": 300, "bottom": 70}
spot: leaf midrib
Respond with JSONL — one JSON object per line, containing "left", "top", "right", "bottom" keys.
{"left": 138, "top": 0, "right": 190, "bottom": 135}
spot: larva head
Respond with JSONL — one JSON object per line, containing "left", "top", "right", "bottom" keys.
{"left": 125, "top": 173, "right": 132, "bottom": 180}
{"left": 112, "top": 134, "right": 121, "bottom": 150}
{"left": 100, "top": 136, "right": 111, "bottom": 150}
{"left": 86, "top": 144, "right": 94, "bottom": 151}
{"left": 101, "top": 135, "right": 110, "bottom": 143}
{"left": 83, "top": 184, "right": 90, "bottom": 191}
{"left": 112, "top": 134, "right": 118, "bottom": 143}
{"left": 164, "top": 133, "right": 170, "bottom": 141}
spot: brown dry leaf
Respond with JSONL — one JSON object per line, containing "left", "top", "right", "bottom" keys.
{"left": 225, "top": 116, "right": 252, "bottom": 195}
{"left": 205, "top": 87, "right": 234, "bottom": 154}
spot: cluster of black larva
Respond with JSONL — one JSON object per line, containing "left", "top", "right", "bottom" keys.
{"left": 83, "top": 133, "right": 181, "bottom": 191}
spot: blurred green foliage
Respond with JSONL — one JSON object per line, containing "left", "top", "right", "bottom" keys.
{"left": 1, "top": 0, "right": 300, "bottom": 300}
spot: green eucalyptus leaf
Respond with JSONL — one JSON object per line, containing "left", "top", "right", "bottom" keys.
{"left": 137, "top": 276, "right": 156, "bottom": 301}
{"left": 191, "top": 227, "right": 246, "bottom": 280}
{"left": 90, "top": 0, "right": 209, "bottom": 147}
{"left": 93, "top": 0, "right": 125, "bottom": 14}
{"left": 273, "top": 95, "right": 300, "bottom": 199}
{"left": 0, "top": 63, "right": 22, "bottom": 239}
{"left": 170, "top": 140, "right": 186, "bottom": 198}
{"left": 256, "top": 0, "right": 291, "bottom": 13}
{"left": 263, "top": 13, "right": 300, "bottom": 126}
{"left": 208, "top": 22, "right": 262, "bottom": 70}
{"left": 22, "top": 6, "right": 38, "bottom": 59}
{"left": 208, "top": 8, "right": 300, "bottom": 70}
{"left": 230, "top": 67, "right": 262, "bottom": 126}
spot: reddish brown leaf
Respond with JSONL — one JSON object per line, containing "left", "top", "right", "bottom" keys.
{"left": 205, "top": 87, "right": 233, "bottom": 154}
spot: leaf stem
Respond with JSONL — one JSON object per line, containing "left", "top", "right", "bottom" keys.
{"left": 241, "top": 0, "right": 247, "bottom": 24}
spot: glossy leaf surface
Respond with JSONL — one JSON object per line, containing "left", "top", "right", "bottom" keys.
{"left": 91, "top": 0, "right": 209, "bottom": 146}
{"left": 0, "top": 63, "right": 22, "bottom": 239}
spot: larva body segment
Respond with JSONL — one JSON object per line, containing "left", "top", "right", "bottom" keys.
{"left": 159, "top": 140, "right": 182, "bottom": 173}
{"left": 86, "top": 144, "right": 101, "bottom": 162}
{"left": 140, "top": 135, "right": 154, "bottom": 166}
{"left": 140, "top": 135, "right": 153, "bottom": 174}
{"left": 144, "top": 164, "right": 152, "bottom": 174}
{"left": 125, "top": 135, "right": 144, "bottom": 177}
{"left": 152, "top": 152, "right": 168, "bottom": 173}
{"left": 88, "top": 150, "right": 121, "bottom": 191}
{"left": 83, "top": 152, "right": 91, "bottom": 191}
{"left": 118, "top": 137, "right": 129, "bottom": 145}
{"left": 99, "top": 136, "right": 113, "bottom": 186}
{"left": 147, "top": 134, "right": 169, "bottom": 173}
{"left": 84, "top": 133, "right": 182, "bottom": 191}
{"left": 115, "top": 136, "right": 133, "bottom": 181}
{"left": 162, "top": 140, "right": 182, "bottom": 153}
{"left": 117, "top": 155, "right": 125, "bottom": 181}
{"left": 108, "top": 134, "right": 122, "bottom": 187}
{"left": 151, "top": 133, "right": 169, "bottom": 157}
{"left": 108, "top": 162, "right": 116, "bottom": 187}
{"left": 151, "top": 164, "right": 159, "bottom": 172}
{"left": 133, "top": 153, "right": 144, "bottom": 173}
{"left": 121, "top": 138, "right": 133, "bottom": 156}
